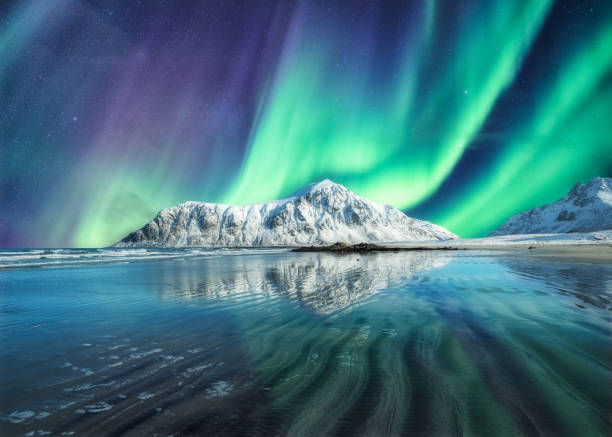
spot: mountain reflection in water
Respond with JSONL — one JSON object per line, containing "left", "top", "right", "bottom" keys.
{"left": 153, "top": 252, "right": 451, "bottom": 314}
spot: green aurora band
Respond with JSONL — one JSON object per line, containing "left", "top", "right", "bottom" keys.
{"left": 2, "top": 0, "right": 611, "bottom": 247}
{"left": 224, "top": 0, "right": 611, "bottom": 238}
{"left": 432, "top": 21, "right": 612, "bottom": 233}
{"left": 100, "top": 1, "right": 612, "bottom": 243}
{"left": 226, "top": 3, "right": 555, "bottom": 209}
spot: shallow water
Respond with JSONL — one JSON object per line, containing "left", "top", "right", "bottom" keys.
{"left": 0, "top": 249, "right": 610, "bottom": 436}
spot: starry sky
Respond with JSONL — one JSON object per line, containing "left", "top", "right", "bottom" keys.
{"left": 1, "top": 0, "right": 611, "bottom": 248}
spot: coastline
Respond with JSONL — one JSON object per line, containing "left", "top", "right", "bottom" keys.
{"left": 291, "top": 231, "right": 612, "bottom": 262}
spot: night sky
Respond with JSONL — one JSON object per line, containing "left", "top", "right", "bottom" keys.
{"left": 1, "top": 0, "right": 611, "bottom": 248}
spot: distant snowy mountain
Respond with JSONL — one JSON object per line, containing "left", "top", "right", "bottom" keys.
{"left": 114, "top": 179, "right": 456, "bottom": 247}
{"left": 490, "top": 177, "right": 612, "bottom": 236}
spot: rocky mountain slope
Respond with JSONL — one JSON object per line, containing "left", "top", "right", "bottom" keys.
{"left": 490, "top": 177, "right": 612, "bottom": 236}
{"left": 114, "top": 179, "right": 456, "bottom": 247}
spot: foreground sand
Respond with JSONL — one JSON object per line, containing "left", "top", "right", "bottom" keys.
{"left": 398, "top": 230, "right": 612, "bottom": 262}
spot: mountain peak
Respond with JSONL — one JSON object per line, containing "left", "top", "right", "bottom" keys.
{"left": 569, "top": 176, "right": 609, "bottom": 195}
{"left": 288, "top": 178, "right": 348, "bottom": 198}
{"left": 588, "top": 176, "right": 611, "bottom": 194}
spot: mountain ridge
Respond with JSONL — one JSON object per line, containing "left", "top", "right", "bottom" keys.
{"left": 490, "top": 177, "right": 612, "bottom": 236}
{"left": 114, "top": 179, "right": 457, "bottom": 247}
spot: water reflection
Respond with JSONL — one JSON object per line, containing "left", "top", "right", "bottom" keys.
{"left": 153, "top": 251, "right": 452, "bottom": 314}
{"left": 501, "top": 257, "right": 612, "bottom": 309}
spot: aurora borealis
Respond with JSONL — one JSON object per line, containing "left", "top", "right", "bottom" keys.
{"left": 1, "top": 1, "right": 611, "bottom": 248}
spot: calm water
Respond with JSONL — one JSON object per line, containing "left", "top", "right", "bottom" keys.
{"left": 0, "top": 249, "right": 610, "bottom": 436}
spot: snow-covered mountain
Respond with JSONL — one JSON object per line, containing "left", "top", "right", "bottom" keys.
{"left": 490, "top": 177, "right": 612, "bottom": 236}
{"left": 114, "top": 179, "right": 456, "bottom": 247}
